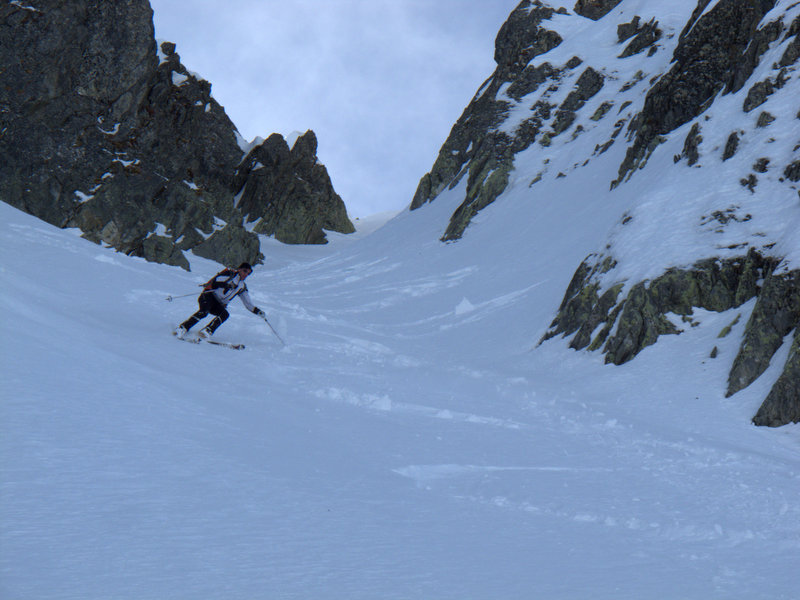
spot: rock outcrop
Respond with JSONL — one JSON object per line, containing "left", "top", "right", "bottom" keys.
{"left": 235, "top": 131, "right": 354, "bottom": 244}
{"left": 0, "top": 0, "right": 353, "bottom": 270}
{"left": 410, "top": 1, "right": 570, "bottom": 241}
{"left": 573, "top": 0, "right": 623, "bottom": 21}
{"left": 541, "top": 250, "right": 800, "bottom": 426}
{"left": 753, "top": 328, "right": 800, "bottom": 426}
{"left": 613, "top": 0, "right": 780, "bottom": 186}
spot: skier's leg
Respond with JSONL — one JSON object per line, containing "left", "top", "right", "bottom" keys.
{"left": 180, "top": 311, "right": 206, "bottom": 331}
{"left": 180, "top": 293, "right": 212, "bottom": 331}
{"left": 203, "top": 307, "right": 229, "bottom": 335}
{"left": 198, "top": 294, "right": 228, "bottom": 337}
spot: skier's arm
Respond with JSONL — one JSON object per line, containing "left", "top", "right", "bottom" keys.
{"left": 239, "top": 289, "right": 263, "bottom": 315}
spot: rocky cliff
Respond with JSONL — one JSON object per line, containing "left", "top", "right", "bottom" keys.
{"left": 411, "top": 0, "right": 799, "bottom": 426}
{"left": 0, "top": 0, "right": 354, "bottom": 270}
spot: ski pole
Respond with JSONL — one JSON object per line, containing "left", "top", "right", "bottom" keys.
{"left": 165, "top": 292, "right": 196, "bottom": 302}
{"left": 262, "top": 315, "right": 286, "bottom": 346}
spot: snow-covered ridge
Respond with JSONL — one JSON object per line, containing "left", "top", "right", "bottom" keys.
{"left": 415, "top": 0, "right": 799, "bottom": 266}
{"left": 409, "top": 0, "right": 800, "bottom": 424}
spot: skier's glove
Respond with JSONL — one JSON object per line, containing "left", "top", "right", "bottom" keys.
{"left": 254, "top": 308, "right": 266, "bottom": 318}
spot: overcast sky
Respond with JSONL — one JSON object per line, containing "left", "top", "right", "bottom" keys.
{"left": 148, "top": 0, "right": 519, "bottom": 218}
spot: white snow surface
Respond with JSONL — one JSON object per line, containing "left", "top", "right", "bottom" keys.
{"left": 1, "top": 194, "right": 799, "bottom": 599}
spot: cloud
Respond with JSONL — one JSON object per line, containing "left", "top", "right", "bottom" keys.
{"left": 150, "top": 0, "right": 518, "bottom": 217}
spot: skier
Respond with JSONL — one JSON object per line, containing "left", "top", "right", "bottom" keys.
{"left": 176, "top": 262, "right": 267, "bottom": 339}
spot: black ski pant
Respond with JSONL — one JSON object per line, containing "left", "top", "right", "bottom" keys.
{"left": 180, "top": 291, "right": 229, "bottom": 334}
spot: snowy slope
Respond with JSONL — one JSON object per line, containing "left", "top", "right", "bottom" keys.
{"left": 1, "top": 195, "right": 799, "bottom": 599}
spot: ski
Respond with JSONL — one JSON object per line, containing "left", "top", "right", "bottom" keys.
{"left": 173, "top": 331, "right": 245, "bottom": 350}
{"left": 203, "top": 339, "right": 245, "bottom": 350}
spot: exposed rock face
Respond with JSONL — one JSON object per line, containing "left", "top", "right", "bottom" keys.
{"left": 753, "top": 329, "right": 800, "bottom": 426}
{"left": 0, "top": 0, "right": 353, "bottom": 270}
{"left": 727, "top": 268, "right": 800, "bottom": 397}
{"left": 1, "top": 0, "right": 157, "bottom": 229}
{"left": 411, "top": 0, "right": 799, "bottom": 425}
{"left": 541, "top": 251, "right": 800, "bottom": 425}
{"left": 618, "top": 17, "right": 662, "bottom": 58}
{"left": 410, "top": 1, "right": 570, "bottom": 241}
{"left": 614, "top": 0, "right": 779, "bottom": 185}
{"left": 573, "top": 0, "right": 623, "bottom": 20}
{"left": 236, "top": 131, "right": 354, "bottom": 244}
